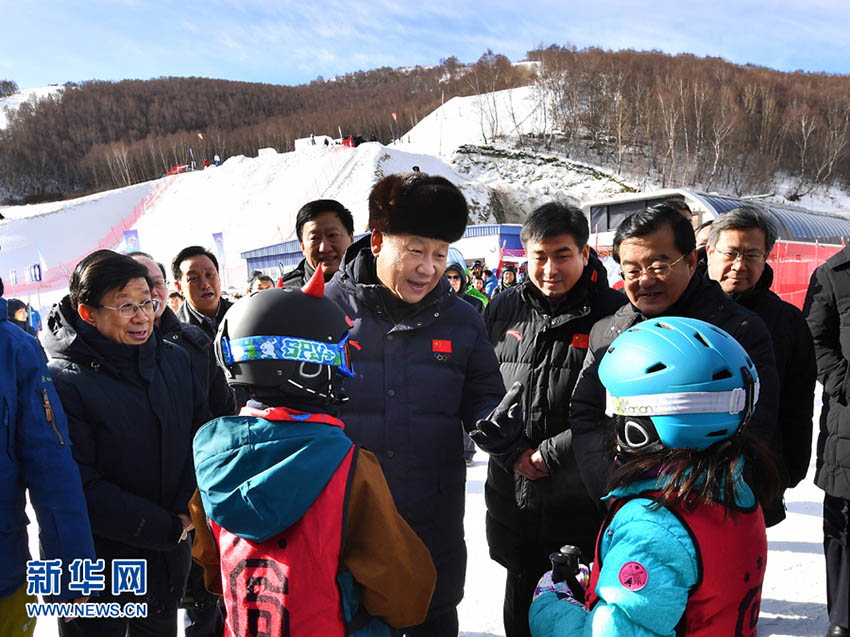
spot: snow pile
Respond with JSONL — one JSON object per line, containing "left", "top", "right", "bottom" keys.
{"left": 0, "top": 142, "right": 506, "bottom": 308}
{"left": 403, "top": 86, "right": 550, "bottom": 157}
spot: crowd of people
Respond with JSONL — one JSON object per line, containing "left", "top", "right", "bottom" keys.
{"left": 1, "top": 173, "right": 847, "bottom": 637}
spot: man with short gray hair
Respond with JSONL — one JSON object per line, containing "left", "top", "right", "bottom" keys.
{"left": 707, "top": 205, "right": 816, "bottom": 526}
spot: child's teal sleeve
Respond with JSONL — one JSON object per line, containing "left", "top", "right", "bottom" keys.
{"left": 590, "top": 499, "right": 698, "bottom": 635}
{"left": 529, "top": 590, "right": 588, "bottom": 636}
{"left": 530, "top": 498, "right": 698, "bottom": 637}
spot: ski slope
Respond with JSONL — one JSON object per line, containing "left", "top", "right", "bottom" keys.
{"left": 402, "top": 85, "right": 547, "bottom": 157}
{"left": 0, "top": 142, "right": 503, "bottom": 308}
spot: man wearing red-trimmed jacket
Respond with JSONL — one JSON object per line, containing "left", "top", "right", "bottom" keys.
{"left": 483, "top": 203, "right": 625, "bottom": 637}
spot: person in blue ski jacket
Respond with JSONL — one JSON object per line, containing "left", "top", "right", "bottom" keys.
{"left": 0, "top": 284, "right": 95, "bottom": 635}
{"left": 529, "top": 317, "right": 780, "bottom": 637}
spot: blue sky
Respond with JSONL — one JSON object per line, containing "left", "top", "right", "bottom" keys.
{"left": 2, "top": 0, "right": 849, "bottom": 89}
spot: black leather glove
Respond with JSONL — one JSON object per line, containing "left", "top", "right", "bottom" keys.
{"left": 470, "top": 382, "right": 526, "bottom": 456}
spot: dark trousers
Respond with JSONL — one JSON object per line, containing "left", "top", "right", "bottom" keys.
{"left": 182, "top": 553, "right": 224, "bottom": 637}
{"left": 402, "top": 607, "right": 459, "bottom": 636}
{"left": 57, "top": 601, "right": 177, "bottom": 637}
{"left": 463, "top": 432, "right": 476, "bottom": 462}
{"left": 184, "top": 603, "right": 224, "bottom": 637}
{"left": 825, "top": 493, "right": 850, "bottom": 630}
{"left": 503, "top": 556, "right": 553, "bottom": 637}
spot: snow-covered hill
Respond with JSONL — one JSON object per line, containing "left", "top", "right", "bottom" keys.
{"left": 0, "top": 142, "right": 524, "bottom": 308}
{"left": 0, "top": 86, "right": 642, "bottom": 310}
{"left": 0, "top": 79, "right": 835, "bottom": 636}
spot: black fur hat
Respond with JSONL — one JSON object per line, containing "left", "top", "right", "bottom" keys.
{"left": 368, "top": 173, "right": 468, "bottom": 243}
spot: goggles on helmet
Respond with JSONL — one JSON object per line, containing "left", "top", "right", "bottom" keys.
{"left": 605, "top": 375, "right": 759, "bottom": 419}
{"left": 220, "top": 333, "right": 355, "bottom": 377}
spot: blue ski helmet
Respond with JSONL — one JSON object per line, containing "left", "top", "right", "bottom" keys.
{"left": 598, "top": 316, "right": 758, "bottom": 452}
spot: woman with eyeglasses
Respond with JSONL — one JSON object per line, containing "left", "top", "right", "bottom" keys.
{"left": 43, "top": 249, "right": 209, "bottom": 637}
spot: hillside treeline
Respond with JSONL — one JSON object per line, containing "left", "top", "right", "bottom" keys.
{"left": 5, "top": 46, "right": 849, "bottom": 202}
{"left": 0, "top": 53, "right": 527, "bottom": 201}
{"left": 527, "top": 46, "right": 850, "bottom": 199}
{"left": 0, "top": 80, "right": 18, "bottom": 98}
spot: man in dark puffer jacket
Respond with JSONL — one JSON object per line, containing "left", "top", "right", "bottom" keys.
{"left": 130, "top": 252, "right": 235, "bottom": 636}
{"left": 706, "top": 206, "right": 816, "bottom": 526}
{"left": 43, "top": 250, "right": 210, "bottom": 636}
{"left": 131, "top": 252, "right": 236, "bottom": 420}
{"left": 804, "top": 243, "right": 850, "bottom": 636}
{"left": 280, "top": 199, "right": 355, "bottom": 289}
{"left": 570, "top": 204, "right": 779, "bottom": 504}
{"left": 483, "top": 203, "right": 625, "bottom": 637}
{"left": 326, "top": 173, "right": 526, "bottom": 636}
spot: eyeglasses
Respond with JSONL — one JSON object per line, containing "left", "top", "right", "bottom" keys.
{"left": 101, "top": 299, "right": 161, "bottom": 318}
{"left": 446, "top": 274, "right": 462, "bottom": 281}
{"left": 620, "top": 254, "right": 687, "bottom": 281}
{"left": 716, "top": 249, "right": 766, "bottom": 264}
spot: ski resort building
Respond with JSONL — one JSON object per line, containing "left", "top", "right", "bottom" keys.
{"left": 581, "top": 189, "right": 850, "bottom": 309}
{"left": 240, "top": 223, "right": 525, "bottom": 279}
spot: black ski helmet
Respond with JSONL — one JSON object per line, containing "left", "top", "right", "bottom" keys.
{"left": 215, "top": 265, "right": 354, "bottom": 403}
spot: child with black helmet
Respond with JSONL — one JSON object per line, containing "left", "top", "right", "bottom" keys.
{"left": 529, "top": 317, "right": 779, "bottom": 636}
{"left": 190, "top": 266, "right": 436, "bottom": 635}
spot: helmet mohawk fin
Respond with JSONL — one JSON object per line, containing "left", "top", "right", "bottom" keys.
{"left": 302, "top": 264, "right": 325, "bottom": 298}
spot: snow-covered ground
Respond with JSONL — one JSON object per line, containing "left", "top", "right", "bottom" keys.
{"left": 0, "top": 141, "right": 633, "bottom": 314}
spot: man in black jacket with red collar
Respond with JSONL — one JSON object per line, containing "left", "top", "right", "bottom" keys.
{"left": 281, "top": 199, "right": 355, "bottom": 289}
{"left": 706, "top": 205, "right": 815, "bottom": 526}
{"left": 570, "top": 204, "right": 779, "bottom": 504}
{"left": 172, "top": 246, "right": 232, "bottom": 340}
{"left": 483, "top": 203, "right": 626, "bottom": 637}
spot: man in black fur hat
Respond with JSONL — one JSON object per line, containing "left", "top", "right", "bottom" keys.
{"left": 326, "top": 173, "right": 526, "bottom": 636}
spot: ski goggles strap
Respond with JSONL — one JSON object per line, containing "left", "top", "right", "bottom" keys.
{"left": 220, "top": 334, "right": 354, "bottom": 377}
{"left": 606, "top": 379, "right": 759, "bottom": 418}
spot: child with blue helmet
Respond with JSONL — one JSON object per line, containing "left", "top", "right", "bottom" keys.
{"left": 529, "top": 317, "right": 780, "bottom": 636}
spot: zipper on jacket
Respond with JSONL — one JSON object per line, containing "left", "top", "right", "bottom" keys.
{"left": 41, "top": 389, "right": 65, "bottom": 446}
